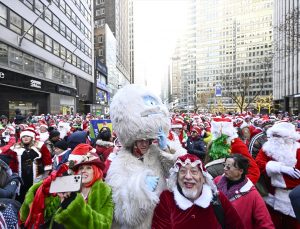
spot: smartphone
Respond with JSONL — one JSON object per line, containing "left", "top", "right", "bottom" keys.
{"left": 49, "top": 175, "right": 82, "bottom": 193}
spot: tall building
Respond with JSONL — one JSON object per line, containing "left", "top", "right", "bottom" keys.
{"left": 273, "top": 0, "right": 300, "bottom": 113}
{"left": 196, "top": 0, "right": 273, "bottom": 112}
{"left": 179, "top": 0, "right": 197, "bottom": 111}
{"left": 0, "top": 0, "right": 94, "bottom": 117}
{"left": 93, "top": 0, "right": 131, "bottom": 114}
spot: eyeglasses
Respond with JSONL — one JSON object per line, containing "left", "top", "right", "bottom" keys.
{"left": 223, "top": 163, "right": 238, "bottom": 170}
{"left": 179, "top": 168, "right": 200, "bottom": 176}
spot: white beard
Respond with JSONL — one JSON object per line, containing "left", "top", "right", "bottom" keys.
{"left": 262, "top": 137, "right": 299, "bottom": 167}
{"left": 39, "top": 132, "right": 49, "bottom": 142}
{"left": 182, "top": 187, "right": 198, "bottom": 200}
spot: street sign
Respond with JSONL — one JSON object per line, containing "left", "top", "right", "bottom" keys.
{"left": 215, "top": 84, "right": 222, "bottom": 97}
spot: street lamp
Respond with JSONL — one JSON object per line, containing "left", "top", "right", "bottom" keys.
{"left": 18, "top": 0, "right": 52, "bottom": 46}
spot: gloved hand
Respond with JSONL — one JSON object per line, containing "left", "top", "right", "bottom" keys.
{"left": 280, "top": 166, "right": 300, "bottom": 179}
{"left": 145, "top": 176, "right": 159, "bottom": 192}
{"left": 157, "top": 127, "right": 167, "bottom": 150}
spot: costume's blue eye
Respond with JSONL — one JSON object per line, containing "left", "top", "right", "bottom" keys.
{"left": 143, "top": 95, "right": 159, "bottom": 106}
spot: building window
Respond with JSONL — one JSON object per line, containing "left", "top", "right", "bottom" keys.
{"left": 66, "top": 50, "right": 71, "bottom": 63}
{"left": 98, "top": 48, "right": 103, "bottom": 56}
{"left": 60, "top": 46, "right": 66, "bottom": 60}
{"left": 0, "top": 43, "right": 8, "bottom": 66}
{"left": 35, "top": 28, "right": 44, "bottom": 47}
{"left": 44, "top": 63, "right": 53, "bottom": 79}
{"left": 72, "top": 54, "right": 77, "bottom": 66}
{"left": 100, "top": 8, "right": 105, "bottom": 15}
{"left": 53, "top": 14, "right": 59, "bottom": 31}
{"left": 45, "top": 35, "right": 52, "bottom": 52}
{"left": 60, "top": 22, "right": 66, "bottom": 36}
{"left": 71, "top": 32, "right": 76, "bottom": 45}
{"left": 23, "top": 54, "right": 34, "bottom": 74}
{"left": 66, "top": 27, "right": 71, "bottom": 41}
{"left": 34, "top": 0, "right": 44, "bottom": 15}
{"left": 35, "top": 59, "right": 45, "bottom": 78}
{"left": 59, "top": 0, "right": 66, "bottom": 13}
{"left": 10, "top": 11, "right": 22, "bottom": 34}
{"left": 0, "top": 3, "right": 7, "bottom": 26}
{"left": 66, "top": 5, "right": 71, "bottom": 19}
{"left": 53, "top": 40, "right": 59, "bottom": 56}
{"left": 24, "top": 0, "right": 34, "bottom": 10}
{"left": 8, "top": 48, "right": 23, "bottom": 71}
{"left": 45, "top": 9, "right": 52, "bottom": 25}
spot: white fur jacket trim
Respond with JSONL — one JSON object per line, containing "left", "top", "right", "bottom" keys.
{"left": 266, "top": 161, "right": 286, "bottom": 188}
{"left": 264, "top": 189, "right": 295, "bottom": 218}
{"left": 95, "top": 139, "right": 114, "bottom": 147}
{"left": 173, "top": 184, "right": 213, "bottom": 210}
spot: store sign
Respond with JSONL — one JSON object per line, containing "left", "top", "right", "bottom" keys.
{"left": 30, "top": 80, "right": 42, "bottom": 89}
{"left": 0, "top": 72, "right": 4, "bottom": 79}
{"left": 57, "top": 86, "right": 72, "bottom": 95}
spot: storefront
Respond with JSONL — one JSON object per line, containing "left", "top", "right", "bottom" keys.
{"left": 0, "top": 67, "right": 77, "bottom": 118}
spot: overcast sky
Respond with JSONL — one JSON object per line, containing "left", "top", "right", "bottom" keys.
{"left": 134, "top": 0, "right": 187, "bottom": 94}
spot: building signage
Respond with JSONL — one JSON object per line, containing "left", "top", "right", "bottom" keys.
{"left": 96, "top": 58, "right": 108, "bottom": 76}
{"left": 30, "top": 80, "right": 42, "bottom": 89}
{"left": 57, "top": 86, "right": 72, "bottom": 95}
{"left": 0, "top": 67, "right": 76, "bottom": 96}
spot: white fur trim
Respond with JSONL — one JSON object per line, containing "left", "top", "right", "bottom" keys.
{"left": 106, "top": 146, "right": 166, "bottom": 227}
{"left": 267, "top": 122, "right": 300, "bottom": 140}
{"left": 240, "top": 121, "right": 248, "bottom": 129}
{"left": 20, "top": 131, "right": 35, "bottom": 139}
{"left": 266, "top": 161, "right": 286, "bottom": 188}
{"left": 265, "top": 189, "right": 295, "bottom": 217}
{"left": 171, "top": 124, "right": 182, "bottom": 129}
{"left": 240, "top": 178, "right": 253, "bottom": 192}
{"left": 68, "top": 154, "right": 84, "bottom": 163}
{"left": 173, "top": 184, "right": 213, "bottom": 210}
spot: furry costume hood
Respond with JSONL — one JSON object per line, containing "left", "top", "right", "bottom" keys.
{"left": 110, "top": 84, "right": 170, "bottom": 148}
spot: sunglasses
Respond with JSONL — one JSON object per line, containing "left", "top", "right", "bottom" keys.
{"left": 223, "top": 163, "right": 238, "bottom": 170}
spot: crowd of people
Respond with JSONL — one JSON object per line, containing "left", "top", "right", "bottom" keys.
{"left": 0, "top": 85, "right": 299, "bottom": 228}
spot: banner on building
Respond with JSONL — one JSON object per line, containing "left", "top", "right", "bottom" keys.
{"left": 215, "top": 84, "right": 222, "bottom": 97}
{"left": 89, "top": 119, "right": 112, "bottom": 139}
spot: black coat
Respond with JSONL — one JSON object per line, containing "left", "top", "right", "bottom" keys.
{"left": 186, "top": 136, "right": 207, "bottom": 160}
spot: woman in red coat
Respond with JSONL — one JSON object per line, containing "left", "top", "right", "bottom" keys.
{"left": 216, "top": 154, "right": 274, "bottom": 229}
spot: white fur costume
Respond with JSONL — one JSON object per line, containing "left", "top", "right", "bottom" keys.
{"left": 106, "top": 84, "right": 186, "bottom": 229}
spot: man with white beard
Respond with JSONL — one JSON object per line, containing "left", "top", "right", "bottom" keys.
{"left": 39, "top": 124, "right": 49, "bottom": 142}
{"left": 152, "top": 154, "right": 244, "bottom": 228}
{"left": 57, "top": 121, "right": 70, "bottom": 140}
{"left": 256, "top": 122, "right": 300, "bottom": 229}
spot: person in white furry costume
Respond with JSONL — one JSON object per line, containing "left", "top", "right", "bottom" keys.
{"left": 105, "top": 84, "right": 186, "bottom": 229}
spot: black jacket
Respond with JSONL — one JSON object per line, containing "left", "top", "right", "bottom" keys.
{"left": 186, "top": 136, "right": 207, "bottom": 160}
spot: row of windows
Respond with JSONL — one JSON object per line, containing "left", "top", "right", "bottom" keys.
{"left": 96, "top": 0, "right": 105, "bottom": 5}
{"left": 19, "top": 0, "right": 92, "bottom": 57}
{"left": 0, "top": 42, "right": 76, "bottom": 88}
{"left": 20, "top": 0, "right": 92, "bottom": 42}
{"left": 70, "top": 0, "right": 92, "bottom": 23}
{"left": 0, "top": 4, "right": 92, "bottom": 75}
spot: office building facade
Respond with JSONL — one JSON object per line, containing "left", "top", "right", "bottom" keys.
{"left": 0, "top": 0, "right": 94, "bottom": 117}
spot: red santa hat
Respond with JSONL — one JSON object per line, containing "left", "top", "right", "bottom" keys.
{"left": 191, "top": 126, "right": 202, "bottom": 135}
{"left": 20, "top": 127, "right": 36, "bottom": 139}
{"left": 168, "top": 154, "right": 216, "bottom": 191}
{"left": 171, "top": 118, "right": 184, "bottom": 129}
{"left": 267, "top": 122, "right": 300, "bottom": 141}
{"left": 68, "top": 143, "right": 97, "bottom": 166}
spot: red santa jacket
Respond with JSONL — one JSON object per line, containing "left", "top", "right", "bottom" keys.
{"left": 152, "top": 187, "right": 244, "bottom": 229}
{"left": 256, "top": 148, "right": 300, "bottom": 190}
{"left": 3, "top": 141, "right": 52, "bottom": 180}
{"left": 231, "top": 138, "right": 260, "bottom": 184}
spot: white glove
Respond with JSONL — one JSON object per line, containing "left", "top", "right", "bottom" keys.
{"left": 280, "top": 166, "right": 300, "bottom": 179}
